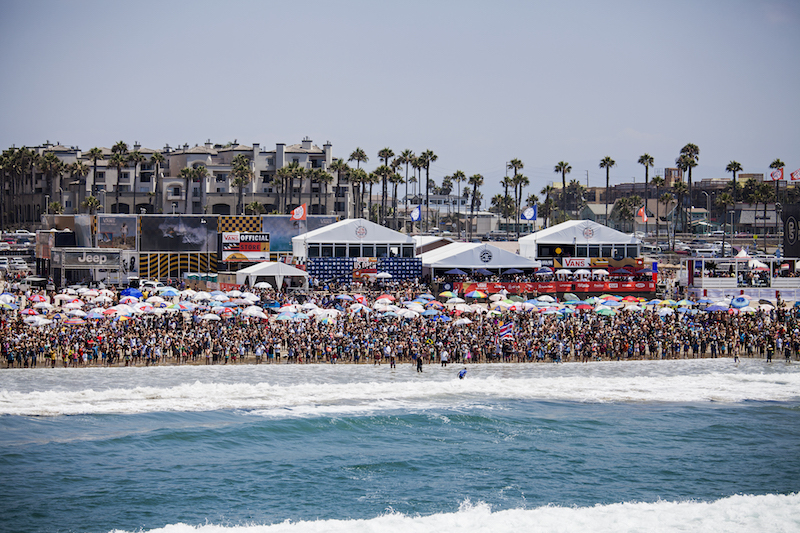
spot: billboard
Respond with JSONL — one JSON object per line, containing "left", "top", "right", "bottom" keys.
{"left": 139, "top": 216, "right": 217, "bottom": 252}
{"left": 784, "top": 204, "right": 800, "bottom": 258}
{"left": 222, "top": 232, "right": 271, "bottom": 261}
{"left": 97, "top": 215, "right": 137, "bottom": 250}
{"left": 262, "top": 215, "right": 337, "bottom": 252}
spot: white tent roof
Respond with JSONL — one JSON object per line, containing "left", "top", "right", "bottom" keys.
{"left": 235, "top": 262, "right": 308, "bottom": 290}
{"left": 293, "top": 218, "right": 414, "bottom": 245}
{"left": 519, "top": 220, "right": 640, "bottom": 259}
{"left": 418, "top": 242, "right": 537, "bottom": 270}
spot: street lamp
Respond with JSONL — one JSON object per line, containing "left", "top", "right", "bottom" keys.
{"left": 700, "top": 191, "right": 710, "bottom": 234}
{"left": 45, "top": 195, "right": 49, "bottom": 215}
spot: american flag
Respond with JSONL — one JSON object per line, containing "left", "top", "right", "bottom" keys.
{"left": 499, "top": 322, "right": 514, "bottom": 338}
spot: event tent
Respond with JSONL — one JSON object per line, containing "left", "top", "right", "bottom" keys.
{"left": 418, "top": 242, "right": 537, "bottom": 275}
{"left": 518, "top": 220, "right": 641, "bottom": 260}
{"left": 235, "top": 262, "right": 309, "bottom": 291}
{"left": 292, "top": 218, "right": 416, "bottom": 259}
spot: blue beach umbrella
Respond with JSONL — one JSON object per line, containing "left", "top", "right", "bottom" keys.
{"left": 422, "top": 309, "right": 440, "bottom": 316}
{"left": 418, "top": 293, "right": 435, "bottom": 300}
{"left": 731, "top": 296, "right": 749, "bottom": 309}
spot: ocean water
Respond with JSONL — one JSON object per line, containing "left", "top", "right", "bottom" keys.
{"left": 1, "top": 359, "right": 799, "bottom": 533}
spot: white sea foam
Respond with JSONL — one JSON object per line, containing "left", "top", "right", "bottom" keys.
{"left": 1, "top": 359, "right": 798, "bottom": 417}
{"left": 111, "top": 493, "right": 800, "bottom": 533}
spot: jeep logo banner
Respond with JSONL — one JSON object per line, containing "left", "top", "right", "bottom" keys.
{"left": 62, "top": 249, "right": 121, "bottom": 267}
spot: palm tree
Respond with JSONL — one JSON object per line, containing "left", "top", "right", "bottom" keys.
{"left": 128, "top": 150, "right": 145, "bottom": 213}
{"left": 599, "top": 156, "right": 616, "bottom": 224}
{"left": 315, "top": 168, "right": 333, "bottom": 215}
{"left": 725, "top": 161, "right": 743, "bottom": 237}
{"left": 87, "top": 147, "right": 104, "bottom": 196}
{"left": 373, "top": 164, "right": 392, "bottom": 225}
{"left": 716, "top": 192, "right": 734, "bottom": 256}
{"left": 70, "top": 161, "right": 90, "bottom": 206}
{"left": 191, "top": 165, "right": 209, "bottom": 214}
{"left": 507, "top": 159, "right": 524, "bottom": 236}
{"left": 673, "top": 180, "right": 689, "bottom": 233}
{"left": 540, "top": 184, "right": 556, "bottom": 227}
{"left": 420, "top": 149, "right": 437, "bottom": 231}
{"left": 680, "top": 144, "right": 699, "bottom": 227}
{"left": 770, "top": 158, "right": 785, "bottom": 236}
{"left": 467, "top": 173, "right": 483, "bottom": 240}
{"left": 660, "top": 192, "right": 675, "bottom": 250}
{"left": 275, "top": 162, "right": 300, "bottom": 213}
{"left": 513, "top": 173, "right": 530, "bottom": 238}
{"left": 367, "top": 171, "right": 379, "bottom": 222}
{"left": 501, "top": 175, "right": 514, "bottom": 238}
{"left": 231, "top": 154, "right": 253, "bottom": 215}
{"left": 348, "top": 148, "right": 368, "bottom": 170}
{"left": 179, "top": 167, "right": 193, "bottom": 214}
{"left": 81, "top": 195, "right": 101, "bottom": 214}
{"left": 650, "top": 176, "right": 665, "bottom": 238}
{"left": 150, "top": 152, "right": 165, "bottom": 212}
{"left": 397, "top": 149, "right": 414, "bottom": 212}
{"left": 329, "top": 158, "right": 350, "bottom": 218}
{"left": 246, "top": 201, "right": 265, "bottom": 215}
{"left": 38, "top": 152, "right": 63, "bottom": 208}
{"left": 638, "top": 153, "right": 654, "bottom": 236}
{"left": 389, "top": 172, "right": 404, "bottom": 230}
{"left": 553, "top": 161, "right": 571, "bottom": 216}
{"left": 378, "top": 148, "right": 394, "bottom": 223}
{"left": 350, "top": 168, "right": 368, "bottom": 219}
{"left": 108, "top": 152, "right": 127, "bottom": 213}
{"left": 291, "top": 164, "right": 307, "bottom": 211}
{"left": 755, "top": 182, "right": 773, "bottom": 249}
{"left": 451, "top": 170, "right": 466, "bottom": 238}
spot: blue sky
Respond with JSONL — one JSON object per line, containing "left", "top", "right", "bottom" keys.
{"left": 2, "top": 0, "right": 798, "bottom": 204}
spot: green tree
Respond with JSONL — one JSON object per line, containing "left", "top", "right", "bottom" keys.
{"left": 468, "top": 174, "right": 484, "bottom": 240}
{"left": 81, "top": 195, "right": 101, "bottom": 214}
{"left": 599, "top": 156, "right": 616, "bottom": 223}
{"left": 755, "top": 181, "right": 773, "bottom": 248}
{"left": 512, "top": 173, "right": 529, "bottom": 238}
{"left": 397, "top": 149, "right": 414, "bottom": 213}
{"left": 329, "top": 158, "right": 350, "bottom": 218}
{"left": 451, "top": 170, "right": 466, "bottom": 238}
{"left": 680, "top": 144, "right": 699, "bottom": 228}
{"left": 128, "top": 150, "right": 145, "bottom": 213}
{"left": 190, "top": 165, "right": 209, "bottom": 214}
{"left": 38, "top": 152, "right": 64, "bottom": 207}
{"left": 311, "top": 168, "right": 333, "bottom": 215}
{"left": 87, "top": 147, "right": 104, "bottom": 196}
{"left": 651, "top": 176, "right": 665, "bottom": 238}
{"left": 660, "top": 192, "right": 675, "bottom": 250}
{"left": 770, "top": 158, "right": 785, "bottom": 236}
{"left": 500, "top": 175, "right": 514, "bottom": 238}
{"left": 348, "top": 148, "right": 368, "bottom": 170}
{"left": 716, "top": 192, "right": 734, "bottom": 256}
{"left": 378, "top": 147, "right": 394, "bottom": 223}
{"left": 638, "top": 153, "right": 654, "bottom": 236}
{"left": 150, "top": 152, "right": 165, "bottom": 212}
{"left": 420, "top": 149, "right": 437, "bottom": 231}
{"left": 673, "top": 180, "right": 689, "bottom": 233}
{"left": 554, "top": 161, "right": 571, "bottom": 216}
{"left": 231, "top": 154, "right": 253, "bottom": 215}
{"left": 246, "top": 201, "right": 265, "bottom": 215}
{"left": 389, "top": 171, "right": 404, "bottom": 229}
{"left": 48, "top": 201, "right": 64, "bottom": 214}
{"left": 109, "top": 154, "right": 127, "bottom": 213}
{"left": 350, "top": 167, "right": 368, "bottom": 219}
{"left": 70, "top": 161, "right": 90, "bottom": 204}
{"left": 725, "top": 161, "right": 743, "bottom": 237}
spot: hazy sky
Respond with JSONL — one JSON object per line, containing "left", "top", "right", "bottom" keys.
{"left": 2, "top": 0, "right": 798, "bottom": 203}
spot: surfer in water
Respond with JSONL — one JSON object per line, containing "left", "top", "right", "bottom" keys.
{"left": 458, "top": 368, "right": 467, "bottom": 379}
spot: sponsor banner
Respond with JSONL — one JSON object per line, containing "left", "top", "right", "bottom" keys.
{"left": 353, "top": 257, "right": 377, "bottom": 282}
{"left": 140, "top": 216, "right": 217, "bottom": 252}
{"left": 51, "top": 248, "right": 121, "bottom": 268}
{"left": 554, "top": 257, "right": 644, "bottom": 269}
{"left": 456, "top": 281, "right": 656, "bottom": 294}
{"left": 222, "top": 232, "right": 271, "bottom": 261}
{"left": 97, "top": 215, "right": 137, "bottom": 250}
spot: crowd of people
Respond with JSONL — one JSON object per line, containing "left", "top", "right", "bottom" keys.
{"left": 2, "top": 278, "right": 799, "bottom": 369}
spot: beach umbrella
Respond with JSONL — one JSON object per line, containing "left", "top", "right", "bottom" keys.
{"left": 446, "top": 297, "right": 466, "bottom": 304}
{"left": 453, "top": 318, "right": 473, "bottom": 326}
{"left": 397, "top": 309, "right": 420, "bottom": 319}
{"left": 623, "top": 305, "right": 643, "bottom": 312}
{"left": 563, "top": 292, "right": 580, "bottom": 302}
{"left": 226, "top": 290, "right": 242, "bottom": 298}
{"left": 376, "top": 272, "right": 392, "bottom": 279}
{"left": 83, "top": 289, "right": 100, "bottom": 298}
{"left": 160, "top": 289, "right": 180, "bottom": 298}
{"left": 405, "top": 304, "right": 426, "bottom": 313}
{"left": 21, "top": 308, "right": 38, "bottom": 315}
{"left": 555, "top": 269, "right": 572, "bottom": 276}
{"left": 602, "top": 300, "right": 622, "bottom": 307}
{"left": 376, "top": 294, "right": 395, "bottom": 301}
{"left": 445, "top": 268, "right": 468, "bottom": 275}
{"left": 301, "top": 302, "right": 318, "bottom": 310}
{"left": 740, "top": 306, "right": 757, "bottom": 313}
{"left": 352, "top": 294, "right": 368, "bottom": 304}
{"left": 422, "top": 308, "right": 441, "bottom": 316}
{"left": 593, "top": 269, "right": 609, "bottom": 276}
{"left": 439, "top": 291, "right": 457, "bottom": 298}
{"left": 120, "top": 288, "right": 143, "bottom": 298}
{"left": 426, "top": 300, "right": 445, "bottom": 308}
{"left": 473, "top": 268, "right": 493, "bottom": 276}
{"left": 697, "top": 298, "right": 714, "bottom": 305}
{"left": 335, "top": 294, "right": 354, "bottom": 301}
{"left": 489, "top": 294, "right": 505, "bottom": 302}
{"left": 0, "top": 302, "right": 18, "bottom": 310}
{"left": 376, "top": 298, "right": 393, "bottom": 305}
{"left": 538, "top": 295, "right": 556, "bottom": 303}
{"left": 572, "top": 270, "right": 591, "bottom": 277}
{"left": 33, "top": 301, "right": 53, "bottom": 310}
{"left": 596, "top": 308, "right": 616, "bottom": 316}
{"left": 676, "top": 299, "right": 693, "bottom": 307}
{"left": 86, "top": 311, "right": 105, "bottom": 319}
{"left": 418, "top": 293, "right": 435, "bottom": 300}
{"left": 435, "top": 315, "right": 452, "bottom": 322}
{"left": 120, "top": 296, "right": 139, "bottom": 304}
{"left": 212, "top": 294, "right": 230, "bottom": 301}
{"left": 53, "top": 294, "right": 73, "bottom": 303}
{"left": 64, "top": 317, "right": 86, "bottom": 325}
{"left": 253, "top": 281, "right": 272, "bottom": 289}
{"left": 67, "top": 309, "right": 87, "bottom": 317}
{"left": 658, "top": 307, "right": 674, "bottom": 316}
{"left": 28, "top": 294, "right": 46, "bottom": 302}
{"left": 146, "top": 296, "right": 166, "bottom": 304}
{"left": 201, "top": 313, "right": 221, "bottom": 321}
{"left": 349, "top": 303, "right": 371, "bottom": 313}
{"left": 192, "top": 291, "right": 212, "bottom": 301}
{"left": 465, "top": 290, "right": 487, "bottom": 299}
{"left": 275, "top": 313, "right": 294, "bottom": 321}
{"left": 34, "top": 318, "right": 53, "bottom": 326}
{"left": 731, "top": 296, "right": 749, "bottom": 309}
{"left": 508, "top": 295, "right": 525, "bottom": 302}
{"left": 576, "top": 304, "right": 593, "bottom": 310}
{"left": 677, "top": 307, "right": 690, "bottom": 313}
{"left": 454, "top": 303, "right": 473, "bottom": 313}
{"left": 92, "top": 295, "right": 113, "bottom": 304}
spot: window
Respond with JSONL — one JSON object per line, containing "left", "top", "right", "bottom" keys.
{"left": 215, "top": 173, "right": 228, "bottom": 182}
{"left": 376, "top": 245, "right": 388, "bottom": 258}
{"left": 193, "top": 188, "right": 200, "bottom": 198}
{"left": 589, "top": 246, "right": 600, "bottom": 258}
{"left": 308, "top": 245, "right": 320, "bottom": 258}
{"left": 601, "top": 245, "right": 612, "bottom": 257}
{"left": 335, "top": 245, "right": 347, "bottom": 258}
{"left": 292, "top": 158, "right": 299, "bottom": 164}
{"left": 120, "top": 172, "right": 130, "bottom": 181}
{"left": 402, "top": 245, "right": 414, "bottom": 258}
{"left": 626, "top": 245, "right": 638, "bottom": 258}
{"left": 140, "top": 172, "right": 152, "bottom": 183}
{"left": 362, "top": 245, "right": 374, "bottom": 257}
{"left": 335, "top": 187, "right": 347, "bottom": 198}
{"left": 216, "top": 188, "right": 225, "bottom": 193}
{"left": 267, "top": 158, "right": 274, "bottom": 166}
{"left": 172, "top": 187, "right": 181, "bottom": 196}
{"left": 118, "top": 185, "right": 130, "bottom": 192}
{"left": 321, "top": 245, "right": 333, "bottom": 258}
{"left": 334, "top": 202, "right": 346, "bottom": 212}
{"left": 348, "top": 244, "right": 361, "bottom": 257}
{"left": 65, "top": 200, "right": 72, "bottom": 208}
{"left": 95, "top": 172, "right": 105, "bottom": 182}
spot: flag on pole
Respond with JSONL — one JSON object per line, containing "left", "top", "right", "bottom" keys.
{"left": 637, "top": 206, "right": 648, "bottom": 222}
{"left": 499, "top": 322, "right": 514, "bottom": 339}
{"left": 521, "top": 205, "right": 537, "bottom": 220}
{"left": 771, "top": 168, "right": 784, "bottom": 181}
{"left": 791, "top": 168, "right": 800, "bottom": 181}
{"left": 410, "top": 206, "right": 421, "bottom": 221}
{"left": 290, "top": 203, "right": 307, "bottom": 221}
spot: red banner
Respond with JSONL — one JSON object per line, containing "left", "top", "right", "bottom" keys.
{"left": 455, "top": 281, "right": 655, "bottom": 294}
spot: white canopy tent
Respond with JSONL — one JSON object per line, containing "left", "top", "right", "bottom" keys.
{"left": 292, "top": 218, "right": 416, "bottom": 259}
{"left": 235, "top": 262, "right": 309, "bottom": 291}
{"left": 519, "top": 220, "right": 641, "bottom": 260}
{"left": 418, "top": 242, "right": 538, "bottom": 275}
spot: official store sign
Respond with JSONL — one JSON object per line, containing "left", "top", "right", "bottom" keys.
{"left": 222, "top": 233, "right": 271, "bottom": 261}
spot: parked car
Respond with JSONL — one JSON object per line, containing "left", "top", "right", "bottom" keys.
{"left": 0, "top": 257, "right": 10, "bottom": 273}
